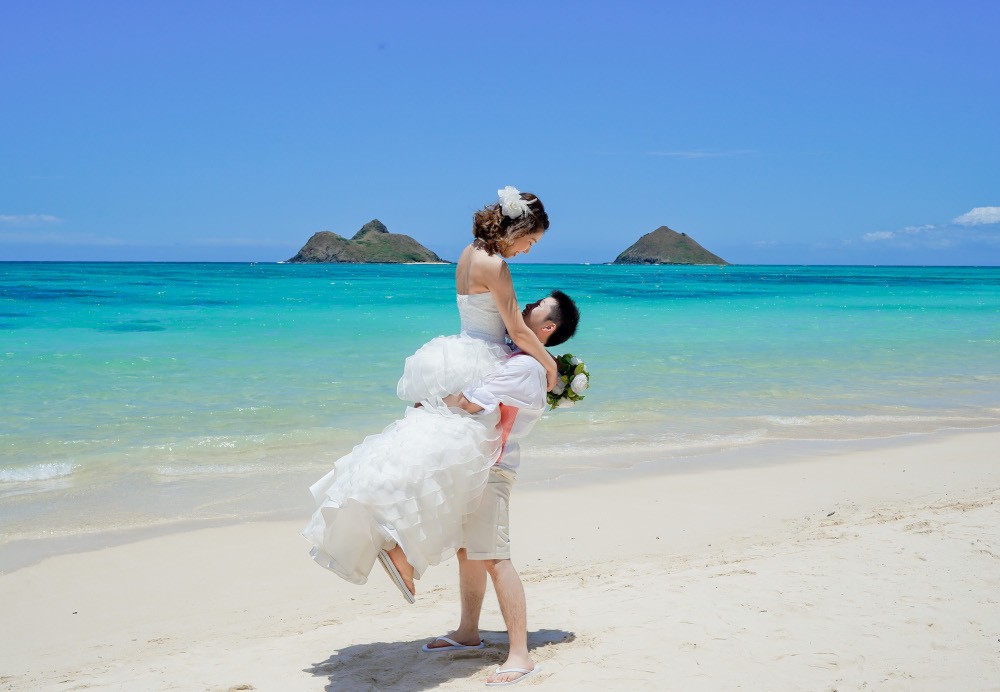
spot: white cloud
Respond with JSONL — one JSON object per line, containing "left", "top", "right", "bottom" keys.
{"left": 0, "top": 229, "right": 289, "bottom": 249}
{"left": 862, "top": 225, "right": 953, "bottom": 249}
{"left": 0, "top": 214, "right": 61, "bottom": 225}
{"left": 647, "top": 149, "right": 754, "bottom": 159}
{"left": 859, "top": 220, "right": 1000, "bottom": 251}
{"left": 863, "top": 231, "right": 895, "bottom": 242}
{"left": 192, "top": 237, "right": 291, "bottom": 247}
{"left": 952, "top": 206, "right": 1000, "bottom": 226}
{"left": 0, "top": 231, "right": 124, "bottom": 246}
{"left": 899, "top": 224, "right": 936, "bottom": 235}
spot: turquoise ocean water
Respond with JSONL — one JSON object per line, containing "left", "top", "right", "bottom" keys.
{"left": 2, "top": 263, "right": 999, "bottom": 549}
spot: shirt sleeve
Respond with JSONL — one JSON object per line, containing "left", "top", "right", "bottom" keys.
{"left": 463, "top": 357, "right": 547, "bottom": 414}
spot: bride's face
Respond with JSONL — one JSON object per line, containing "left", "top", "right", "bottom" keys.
{"left": 501, "top": 231, "right": 544, "bottom": 259}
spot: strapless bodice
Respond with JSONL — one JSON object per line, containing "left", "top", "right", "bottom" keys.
{"left": 457, "top": 293, "right": 506, "bottom": 344}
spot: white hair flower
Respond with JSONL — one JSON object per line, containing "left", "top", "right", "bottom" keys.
{"left": 498, "top": 186, "right": 530, "bottom": 219}
{"left": 570, "top": 373, "right": 589, "bottom": 395}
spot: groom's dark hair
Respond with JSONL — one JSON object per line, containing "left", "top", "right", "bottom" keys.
{"left": 546, "top": 290, "right": 580, "bottom": 347}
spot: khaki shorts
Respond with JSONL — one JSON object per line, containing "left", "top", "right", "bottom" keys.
{"left": 463, "top": 468, "right": 515, "bottom": 560}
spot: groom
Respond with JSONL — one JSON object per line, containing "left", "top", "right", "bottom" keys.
{"left": 423, "top": 289, "right": 580, "bottom": 686}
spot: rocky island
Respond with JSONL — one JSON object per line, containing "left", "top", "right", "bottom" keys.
{"left": 286, "top": 219, "right": 445, "bottom": 264}
{"left": 614, "top": 225, "right": 728, "bottom": 265}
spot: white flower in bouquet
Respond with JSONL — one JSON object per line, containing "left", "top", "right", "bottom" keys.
{"left": 547, "top": 353, "right": 589, "bottom": 411}
{"left": 497, "top": 186, "right": 529, "bottom": 219}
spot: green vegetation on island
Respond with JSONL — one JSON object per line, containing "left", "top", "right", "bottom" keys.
{"left": 613, "top": 226, "right": 728, "bottom": 265}
{"left": 287, "top": 219, "right": 446, "bottom": 264}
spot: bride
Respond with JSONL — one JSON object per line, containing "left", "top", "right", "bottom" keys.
{"left": 303, "top": 187, "right": 555, "bottom": 600}
{"left": 397, "top": 185, "right": 558, "bottom": 405}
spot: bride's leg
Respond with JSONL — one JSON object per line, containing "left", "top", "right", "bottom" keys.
{"left": 387, "top": 544, "right": 416, "bottom": 596}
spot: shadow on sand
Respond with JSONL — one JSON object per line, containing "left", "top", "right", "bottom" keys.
{"left": 305, "top": 628, "right": 575, "bottom": 691}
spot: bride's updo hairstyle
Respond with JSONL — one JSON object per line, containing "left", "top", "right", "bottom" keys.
{"left": 472, "top": 187, "right": 550, "bottom": 255}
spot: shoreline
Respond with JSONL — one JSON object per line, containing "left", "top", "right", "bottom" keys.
{"left": 2, "top": 424, "right": 998, "bottom": 575}
{"left": 1, "top": 427, "right": 997, "bottom": 689}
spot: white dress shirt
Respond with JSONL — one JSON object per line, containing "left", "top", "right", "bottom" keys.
{"left": 462, "top": 353, "right": 547, "bottom": 473}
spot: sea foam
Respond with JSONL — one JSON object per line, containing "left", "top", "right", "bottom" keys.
{"left": 0, "top": 462, "right": 78, "bottom": 483}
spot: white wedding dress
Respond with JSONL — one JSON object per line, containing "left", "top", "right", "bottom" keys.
{"left": 302, "top": 292, "right": 510, "bottom": 584}
{"left": 397, "top": 292, "right": 512, "bottom": 406}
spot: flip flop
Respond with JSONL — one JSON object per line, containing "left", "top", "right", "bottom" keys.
{"left": 420, "top": 635, "right": 486, "bottom": 653}
{"left": 485, "top": 664, "right": 542, "bottom": 686}
{"left": 376, "top": 549, "right": 415, "bottom": 604}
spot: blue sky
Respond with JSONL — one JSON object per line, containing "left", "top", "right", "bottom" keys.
{"left": 2, "top": 1, "right": 998, "bottom": 264}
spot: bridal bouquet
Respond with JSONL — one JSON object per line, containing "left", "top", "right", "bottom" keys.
{"left": 548, "top": 354, "right": 589, "bottom": 410}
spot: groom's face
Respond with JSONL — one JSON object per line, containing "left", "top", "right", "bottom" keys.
{"left": 522, "top": 296, "right": 558, "bottom": 342}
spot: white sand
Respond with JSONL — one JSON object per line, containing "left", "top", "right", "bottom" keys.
{"left": 1, "top": 429, "right": 998, "bottom": 691}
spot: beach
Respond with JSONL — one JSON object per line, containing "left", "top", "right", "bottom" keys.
{"left": 2, "top": 263, "right": 998, "bottom": 689}
{"left": 2, "top": 427, "right": 998, "bottom": 691}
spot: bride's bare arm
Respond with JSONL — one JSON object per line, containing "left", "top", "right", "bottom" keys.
{"left": 481, "top": 262, "right": 558, "bottom": 390}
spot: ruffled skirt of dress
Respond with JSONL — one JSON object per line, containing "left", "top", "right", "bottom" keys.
{"left": 397, "top": 333, "right": 511, "bottom": 406}
{"left": 302, "top": 405, "right": 502, "bottom": 584}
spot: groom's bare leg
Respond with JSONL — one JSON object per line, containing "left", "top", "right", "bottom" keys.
{"left": 485, "top": 558, "right": 534, "bottom": 684}
{"left": 424, "top": 549, "right": 486, "bottom": 649}
{"left": 458, "top": 549, "right": 488, "bottom": 635}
